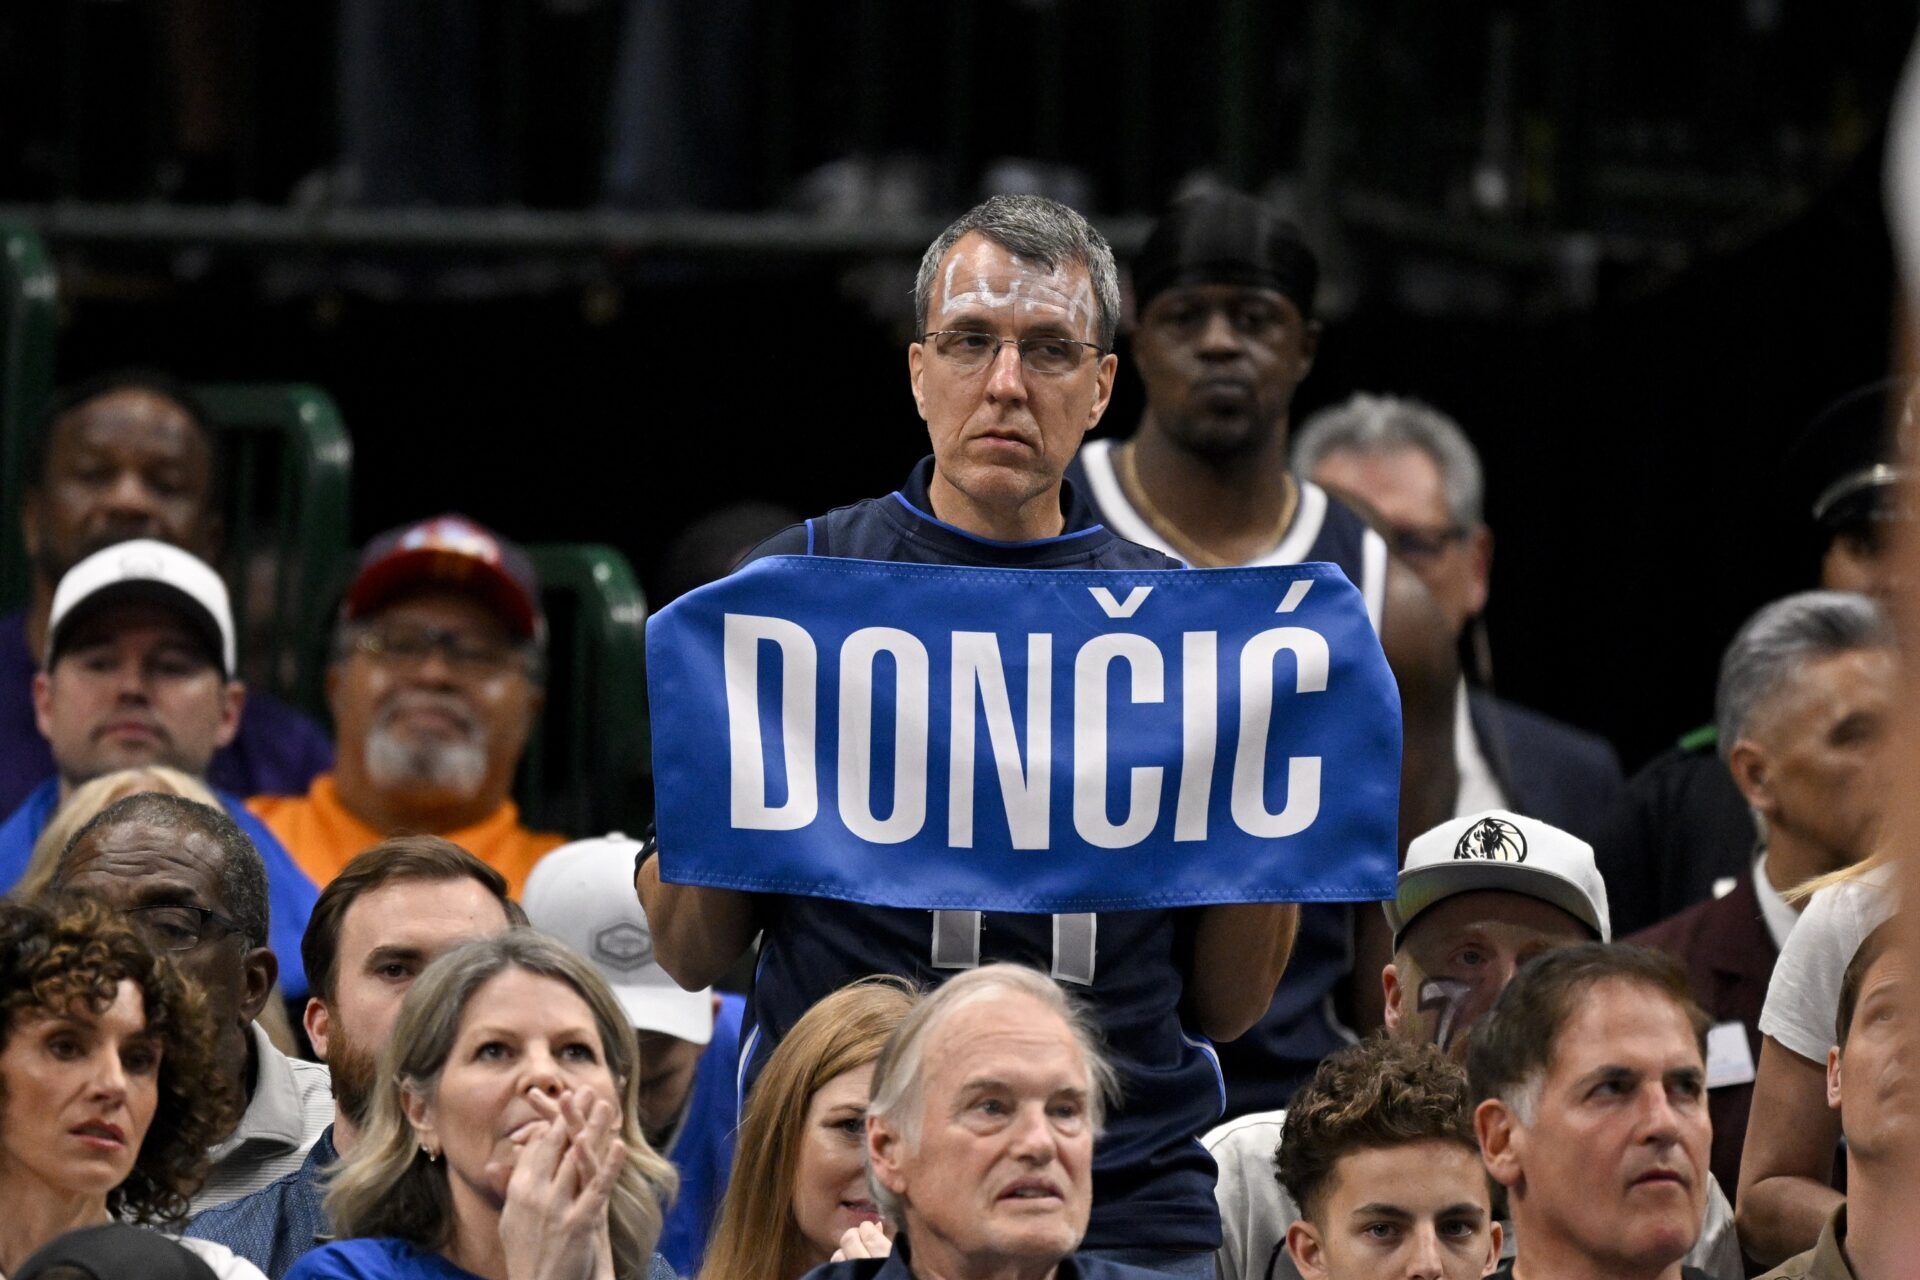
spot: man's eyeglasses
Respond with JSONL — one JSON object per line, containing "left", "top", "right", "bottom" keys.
{"left": 919, "top": 330, "right": 1106, "bottom": 376}
{"left": 127, "top": 904, "right": 248, "bottom": 952}
{"left": 348, "top": 622, "right": 533, "bottom": 677}
{"left": 1387, "top": 523, "right": 1472, "bottom": 563}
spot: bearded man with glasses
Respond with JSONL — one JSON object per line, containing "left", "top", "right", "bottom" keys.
{"left": 639, "top": 194, "right": 1302, "bottom": 1279}
{"left": 249, "top": 515, "right": 562, "bottom": 896}
{"left": 51, "top": 790, "right": 334, "bottom": 1212}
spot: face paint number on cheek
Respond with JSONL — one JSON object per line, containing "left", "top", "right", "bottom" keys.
{"left": 1418, "top": 977, "right": 1474, "bottom": 1052}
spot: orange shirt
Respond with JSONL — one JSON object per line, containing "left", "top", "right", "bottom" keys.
{"left": 248, "top": 773, "right": 566, "bottom": 897}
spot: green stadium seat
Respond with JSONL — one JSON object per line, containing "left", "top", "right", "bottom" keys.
{"left": 517, "top": 543, "right": 652, "bottom": 837}
{"left": 192, "top": 384, "right": 355, "bottom": 715}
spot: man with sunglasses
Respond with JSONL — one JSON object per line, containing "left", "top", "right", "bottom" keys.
{"left": 250, "top": 515, "right": 562, "bottom": 895}
{"left": 52, "top": 791, "right": 334, "bottom": 1211}
{"left": 1294, "top": 392, "right": 1622, "bottom": 844}
{"left": 0, "top": 539, "right": 322, "bottom": 999}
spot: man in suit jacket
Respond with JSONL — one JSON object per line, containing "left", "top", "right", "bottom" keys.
{"left": 1296, "top": 394, "right": 1622, "bottom": 841}
{"left": 1629, "top": 589, "right": 1896, "bottom": 1197}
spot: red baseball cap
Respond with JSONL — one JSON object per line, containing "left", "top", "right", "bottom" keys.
{"left": 344, "top": 514, "right": 543, "bottom": 640}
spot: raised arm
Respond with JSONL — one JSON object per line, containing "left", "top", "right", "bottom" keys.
{"left": 635, "top": 849, "right": 762, "bottom": 992}
{"left": 1186, "top": 903, "right": 1301, "bottom": 1041}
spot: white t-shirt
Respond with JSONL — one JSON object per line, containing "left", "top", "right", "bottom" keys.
{"left": 1204, "top": 1108, "right": 1744, "bottom": 1280}
{"left": 178, "top": 1237, "right": 271, "bottom": 1280}
{"left": 1756, "top": 863, "right": 1897, "bottom": 1063}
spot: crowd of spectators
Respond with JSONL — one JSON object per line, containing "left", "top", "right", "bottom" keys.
{"left": 0, "top": 185, "right": 1911, "bottom": 1280}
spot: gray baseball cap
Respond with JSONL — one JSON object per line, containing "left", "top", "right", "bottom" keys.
{"left": 522, "top": 834, "right": 714, "bottom": 1045}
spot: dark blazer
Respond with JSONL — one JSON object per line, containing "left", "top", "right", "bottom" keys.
{"left": 1467, "top": 690, "right": 1624, "bottom": 844}
{"left": 1628, "top": 875, "right": 1777, "bottom": 1199}
{"left": 1595, "top": 733, "right": 1759, "bottom": 935}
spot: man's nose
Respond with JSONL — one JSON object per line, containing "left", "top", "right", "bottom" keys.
{"left": 1007, "top": 1103, "right": 1058, "bottom": 1162}
{"left": 984, "top": 340, "right": 1029, "bottom": 403}
{"left": 1195, "top": 311, "right": 1243, "bottom": 356}
{"left": 1402, "top": 1225, "right": 1448, "bottom": 1280}
{"left": 100, "top": 470, "right": 165, "bottom": 521}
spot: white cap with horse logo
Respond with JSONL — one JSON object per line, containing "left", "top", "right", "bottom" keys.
{"left": 1383, "top": 808, "right": 1611, "bottom": 949}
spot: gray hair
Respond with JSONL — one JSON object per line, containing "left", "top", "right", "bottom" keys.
{"left": 913, "top": 195, "right": 1121, "bottom": 352}
{"left": 1716, "top": 590, "right": 1891, "bottom": 757}
{"left": 56, "top": 792, "right": 269, "bottom": 950}
{"left": 1293, "top": 393, "right": 1485, "bottom": 527}
{"left": 865, "top": 963, "right": 1119, "bottom": 1228}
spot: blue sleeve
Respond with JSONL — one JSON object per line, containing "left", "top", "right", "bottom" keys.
{"left": 285, "top": 1242, "right": 382, "bottom": 1280}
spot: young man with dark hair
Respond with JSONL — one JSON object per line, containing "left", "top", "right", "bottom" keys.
{"left": 185, "top": 835, "right": 520, "bottom": 1277}
{"left": 1470, "top": 944, "right": 1715, "bottom": 1280}
{"left": 2, "top": 371, "right": 332, "bottom": 814}
{"left": 1753, "top": 923, "right": 1910, "bottom": 1280}
{"left": 1206, "top": 810, "right": 1742, "bottom": 1280}
{"left": 1274, "top": 1037, "right": 1500, "bottom": 1280}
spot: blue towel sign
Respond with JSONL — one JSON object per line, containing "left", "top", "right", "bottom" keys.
{"left": 647, "top": 556, "right": 1400, "bottom": 912}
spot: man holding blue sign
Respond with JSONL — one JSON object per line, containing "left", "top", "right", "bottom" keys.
{"left": 638, "top": 194, "right": 1401, "bottom": 1277}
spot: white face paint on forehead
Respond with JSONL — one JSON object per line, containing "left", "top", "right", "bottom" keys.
{"left": 935, "top": 238, "right": 1098, "bottom": 342}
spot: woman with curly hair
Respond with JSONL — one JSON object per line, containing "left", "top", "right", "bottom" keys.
{"left": 288, "top": 930, "right": 680, "bottom": 1280}
{"left": 0, "top": 896, "right": 260, "bottom": 1279}
{"left": 697, "top": 978, "right": 918, "bottom": 1280}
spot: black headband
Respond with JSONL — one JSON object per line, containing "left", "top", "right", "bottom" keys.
{"left": 1133, "top": 190, "right": 1320, "bottom": 319}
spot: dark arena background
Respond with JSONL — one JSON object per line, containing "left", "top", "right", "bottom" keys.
{"left": 4, "top": 0, "right": 1916, "bottom": 810}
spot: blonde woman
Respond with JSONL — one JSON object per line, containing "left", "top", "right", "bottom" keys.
{"left": 286, "top": 931, "right": 678, "bottom": 1280}
{"left": 698, "top": 979, "right": 917, "bottom": 1280}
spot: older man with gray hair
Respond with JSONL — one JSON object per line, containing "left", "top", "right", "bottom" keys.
{"left": 1294, "top": 392, "right": 1622, "bottom": 842}
{"left": 1630, "top": 589, "right": 1894, "bottom": 1197}
{"left": 806, "top": 963, "right": 1160, "bottom": 1280}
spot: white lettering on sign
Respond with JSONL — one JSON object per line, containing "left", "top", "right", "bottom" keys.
{"left": 724, "top": 614, "right": 819, "bottom": 830}
{"left": 1072, "top": 634, "right": 1165, "bottom": 849}
{"left": 1231, "top": 627, "right": 1326, "bottom": 837}
{"left": 837, "top": 627, "right": 929, "bottom": 843}
{"left": 722, "top": 615, "right": 1332, "bottom": 848}
{"left": 1090, "top": 585, "right": 1152, "bottom": 618}
{"left": 948, "top": 632, "right": 1052, "bottom": 849}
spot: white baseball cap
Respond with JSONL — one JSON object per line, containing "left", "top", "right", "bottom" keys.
{"left": 522, "top": 834, "right": 714, "bottom": 1045}
{"left": 46, "top": 539, "right": 236, "bottom": 679}
{"left": 1384, "top": 809, "right": 1611, "bottom": 949}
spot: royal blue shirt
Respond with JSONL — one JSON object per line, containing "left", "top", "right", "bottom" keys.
{"left": 0, "top": 776, "right": 322, "bottom": 999}
{"left": 0, "top": 605, "right": 334, "bottom": 818}
{"left": 186, "top": 1125, "right": 337, "bottom": 1279}
{"left": 286, "top": 1237, "right": 674, "bottom": 1280}
{"left": 658, "top": 992, "right": 746, "bottom": 1277}
{"left": 732, "top": 457, "right": 1223, "bottom": 1254}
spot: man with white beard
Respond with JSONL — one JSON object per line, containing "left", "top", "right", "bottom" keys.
{"left": 248, "top": 515, "right": 563, "bottom": 893}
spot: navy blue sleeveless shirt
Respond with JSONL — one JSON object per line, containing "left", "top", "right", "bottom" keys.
{"left": 1067, "top": 438, "right": 1389, "bottom": 1115}
{"left": 734, "top": 456, "right": 1223, "bottom": 1253}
